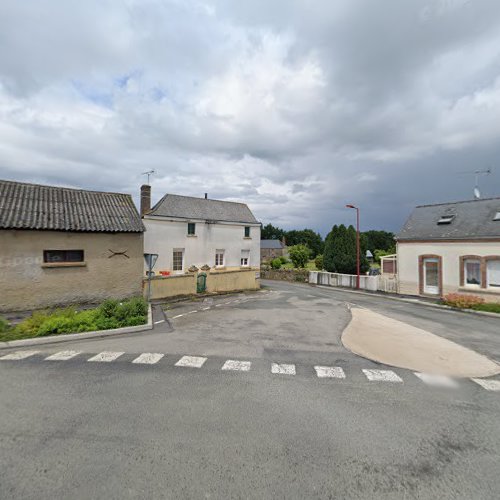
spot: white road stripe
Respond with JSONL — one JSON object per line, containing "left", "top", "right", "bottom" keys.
{"left": 222, "top": 360, "right": 252, "bottom": 372}
{"left": 87, "top": 351, "right": 124, "bottom": 362}
{"left": 362, "top": 369, "right": 403, "bottom": 383}
{"left": 215, "top": 304, "right": 222, "bottom": 307}
{"left": 132, "top": 353, "right": 164, "bottom": 364}
{"left": 186, "top": 310, "right": 198, "bottom": 314}
{"left": 45, "top": 350, "right": 81, "bottom": 361}
{"left": 414, "top": 372, "right": 459, "bottom": 388}
{"left": 171, "top": 314, "right": 184, "bottom": 319}
{"left": 175, "top": 355, "right": 207, "bottom": 368}
{"left": 154, "top": 319, "right": 165, "bottom": 324}
{"left": 314, "top": 366, "right": 345, "bottom": 379}
{"left": 202, "top": 307, "right": 211, "bottom": 311}
{"left": 472, "top": 378, "right": 500, "bottom": 391}
{"left": 1, "top": 350, "right": 39, "bottom": 360}
{"left": 271, "top": 363, "right": 296, "bottom": 375}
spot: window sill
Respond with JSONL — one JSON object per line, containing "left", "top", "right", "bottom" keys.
{"left": 187, "top": 234, "right": 197, "bottom": 237}
{"left": 243, "top": 237, "right": 252, "bottom": 240}
{"left": 458, "top": 287, "right": 500, "bottom": 295}
{"left": 42, "top": 262, "right": 87, "bottom": 268}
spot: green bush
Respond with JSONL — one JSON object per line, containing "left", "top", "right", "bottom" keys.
{"left": 0, "top": 316, "right": 10, "bottom": 333}
{"left": 278, "top": 256, "right": 289, "bottom": 265}
{"left": 4, "top": 297, "right": 148, "bottom": 342}
{"left": 472, "top": 303, "right": 500, "bottom": 314}
{"left": 314, "top": 254, "right": 324, "bottom": 270}
{"left": 270, "top": 258, "right": 282, "bottom": 269}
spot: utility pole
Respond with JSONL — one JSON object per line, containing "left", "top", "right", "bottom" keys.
{"left": 346, "top": 204, "right": 360, "bottom": 289}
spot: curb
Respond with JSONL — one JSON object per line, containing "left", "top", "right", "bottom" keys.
{"left": 311, "top": 284, "right": 500, "bottom": 319}
{"left": 0, "top": 304, "right": 153, "bottom": 350}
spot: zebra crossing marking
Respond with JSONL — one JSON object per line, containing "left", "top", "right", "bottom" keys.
{"left": 314, "top": 366, "right": 345, "bottom": 379}
{"left": 88, "top": 352, "right": 124, "bottom": 362}
{"left": 472, "top": 378, "right": 500, "bottom": 391}
{"left": 132, "top": 353, "right": 164, "bottom": 365}
{"left": 175, "top": 355, "right": 207, "bottom": 368}
{"left": 222, "top": 360, "right": 251, "bottom": 372}
{"left": 1, "top": 350, "right": 39, "bottom": 360}
{"left": 45, "top": 350, "right": 81, "bottom": 361}
{"left": 271, "top": 363, "right": 296, "bottom": 375}
{"left": 414, "top": 372, "right": 459, "bottom": 388}
{"left": 363, "top": 369, "right": 403, "bottom": 383}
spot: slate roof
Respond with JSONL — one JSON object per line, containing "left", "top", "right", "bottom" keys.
{"left": 147, "top": 193, "right": 259, "bottom": 224}
{"left": 397, "top": 197, "right": 500, "bottom": 241}
{"left": 0, "top": 179, "right": 144, "bottom": 233}
{"left": 260, "top": 239, "right": 284, "bottom": 249}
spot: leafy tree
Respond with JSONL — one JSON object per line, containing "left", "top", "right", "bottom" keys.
{"left": 288, "top": 244, "right": 310, "bottom": 269}
{"left": 362, "top": 230, "right": 395, "bottom": 254}
{"left": 323, "top": 224, "right": 369, "bottom": 274}
{"left": 374, "top": 249, "right": 395, "bottom": 263}
{"left": 314, "top": 254, "right": 324, "bottom": 270}
{"left": 284, "top": 229, "right": 324, "bottom": 257}
{"left": 261, "top": 223, "right": 285, "bottom": 241}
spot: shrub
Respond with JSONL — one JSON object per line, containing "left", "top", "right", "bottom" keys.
{"left": 442, "top": 293, "right": 484, "bottom": 309}
{"left": 314, "top": 254, "right": 324, "bottom": 270}
{"left": 288, "top": 244, "right": 310, "bottom": 269}
{"left": 473, "top": 303, "right": 500, "bottom": 314}
{"left": 270, "top": 258, "right": 282, "bottom": 270}
{"left": 0, "top": 316, "right": 9, "bottom": 333}
{"left": 278, "top": 255, "right": 289, "bottom": 265}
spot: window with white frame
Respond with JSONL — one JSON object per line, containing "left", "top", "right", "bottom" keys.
{"left": 487, "top": 260, "right": 500, "bottom": 288}
{"left": 215, "top": 249, "right": 224, "bottom": 267}
{"left": 464, "top": 259, "right": 481, "bottom": 286}
{"left": 241, "top": 250, "right": 250, "bottom": 267}
{"left": 172, "top": 249, "right": 184, "bottom": 271}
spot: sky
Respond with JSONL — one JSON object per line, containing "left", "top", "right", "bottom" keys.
{"left": 1, "top": 0, "right": 500, "bottom": 236}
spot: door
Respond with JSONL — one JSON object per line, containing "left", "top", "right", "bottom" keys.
{"left": 423, "top": 258, "right": 440, "bottom": 295}
{"left": 197, "top": 273, "right": 207, "bottom": 293}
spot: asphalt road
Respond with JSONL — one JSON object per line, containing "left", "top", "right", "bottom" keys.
{"left": 1, "top": 280, "right": 499, "bottom": 499}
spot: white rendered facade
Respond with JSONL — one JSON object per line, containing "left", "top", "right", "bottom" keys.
{"left": 143, "top": 216, "right": 261, "bottom": 274}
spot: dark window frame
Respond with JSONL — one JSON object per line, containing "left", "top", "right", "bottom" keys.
{"left": 244, "top": 226, "right": 251, "bottom": 238}
{"left": 188, "top": 222, "right": 196, "bottom": 235}
{"left": 43, "top": 250, "right": 84, "bottom": 263}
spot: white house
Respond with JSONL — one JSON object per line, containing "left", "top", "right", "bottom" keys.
{"left": 141, "top": 186, "right": 261, "bottom": 275}
{"left": 396, "top": 197, "right": 500, "bottom": 302}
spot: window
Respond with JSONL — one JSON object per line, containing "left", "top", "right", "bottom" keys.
{"left": 487, "top": 260, "right": 500, "bottom": 288}
{"left": 493, "top": 211, "right": 500, "bottom": 221}
{"left": 172, "top": 250, "right": 184, "bottom": 271}
{"left": 464, "top": 259, "right": 481, "bottom": 286}
{"left": 437, "top": 214, "right": 455, "bottom": 225}
{"left": 244, "top": 226, "right": 250, "bottom": 238}
{"left": 215, "top": 250, "right": 224, "bottom": 267}
{"left": 187, "top": 222, "right": 196, "bottom": 235}
{"left": 241, "top": 250, "right": 250, "bottom": 267}
{"left": 43, "top": 250, "right": 84, "bottom": 263}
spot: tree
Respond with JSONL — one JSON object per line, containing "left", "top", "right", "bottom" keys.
{"left": 362, "top": 230, "right": 395, "bottom": 254}
{"left": 323, "top": 224, "right": 369, "bottom": 274}
{"left": 261, "top": 223, "right": 285, "bottom": 241}
{"left": 284, "top": 229, "right": 324, "bottom": 257}
{"left": 288, "top": 244, "right": 310, "bottom": 269}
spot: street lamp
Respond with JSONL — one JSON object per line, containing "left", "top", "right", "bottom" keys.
{"left": 346, "top": 204, "right": 360, "bottom": 289}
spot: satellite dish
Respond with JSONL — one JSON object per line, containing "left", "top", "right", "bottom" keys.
{"left": 474, "top": 187, "right": 481, "bottom": 199}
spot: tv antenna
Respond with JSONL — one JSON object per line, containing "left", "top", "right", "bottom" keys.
{"left": 142, "top": 170, "right": 155, "bottom": 185}
{"left": 458, "top": 168, "right": 491, "bottom": 199}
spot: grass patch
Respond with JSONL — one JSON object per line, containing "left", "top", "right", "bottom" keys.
{"left": 0, "top": 297, "right": 148, "bottom": 342}
{"left": 471, "top": 303, "right": 500, "bottom": 314}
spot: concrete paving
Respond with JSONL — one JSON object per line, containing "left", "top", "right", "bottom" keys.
{"left": 343, "top": 307, "right": 500, "bottom": 378}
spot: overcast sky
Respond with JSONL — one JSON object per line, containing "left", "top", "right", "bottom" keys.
{"left": 1, "top": 0, "right": 500, "bottom": 235}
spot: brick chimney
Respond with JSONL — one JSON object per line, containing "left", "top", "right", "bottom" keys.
{"left": 140, "top": 184, "right": 151, "bottom": 216}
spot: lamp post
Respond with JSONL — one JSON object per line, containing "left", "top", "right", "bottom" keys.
{"left": 346, "top": 204, "right": 360, "bottom": 289}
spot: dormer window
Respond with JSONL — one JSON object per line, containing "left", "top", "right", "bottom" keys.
{"left": 493, "top": 211, "right": 500, "bottom": 221}
{"left": 437, "top": 214, "right": 455, "bottom": 225}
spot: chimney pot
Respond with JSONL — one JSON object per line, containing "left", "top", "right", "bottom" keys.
{"left": 204, "top": 193, "right": 208, "bottom": 199}
{"left": 141, "top": 184, "right": 151, "bottom": 216}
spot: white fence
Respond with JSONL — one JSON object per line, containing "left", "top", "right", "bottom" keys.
{"left": 309, "top": 271, "right": 398, "bottom": 294}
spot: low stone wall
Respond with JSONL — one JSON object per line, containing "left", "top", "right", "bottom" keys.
{"left": 144, "top": 269, "right": 260, "bottom": 300}
{"left": 260, "top": 268, "right": 309, "bottom": 282}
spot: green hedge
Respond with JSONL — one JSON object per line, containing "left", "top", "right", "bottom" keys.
{"left": 0, "top": 297, "right": 148, "bottom": 342}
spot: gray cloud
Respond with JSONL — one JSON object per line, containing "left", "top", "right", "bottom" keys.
{"left": 1, "top": 0, "right": 500, "bottom": 236}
